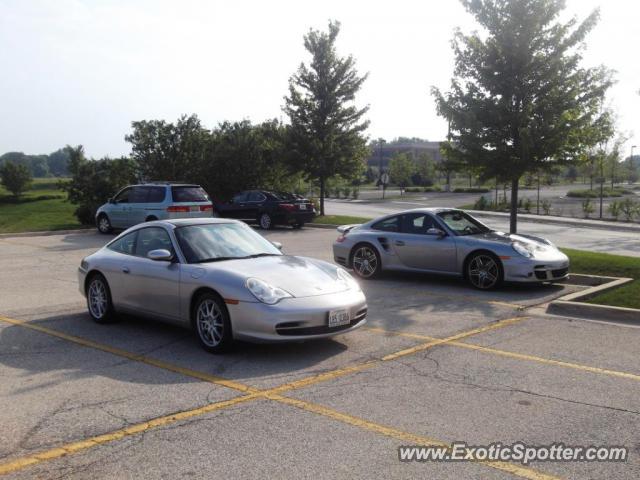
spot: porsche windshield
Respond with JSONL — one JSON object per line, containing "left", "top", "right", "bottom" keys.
{"left": 437, "top": 211, "right": 491, "bottom": 236}
{"left": 175, "top": 223, "right": 282, "bottom": 263}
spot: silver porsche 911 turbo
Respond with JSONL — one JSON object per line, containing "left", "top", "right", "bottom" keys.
{"left": 78, "top": 218, "right": 367, "bottom": 353}
{"left": 332, "top": 208, "right": 569, "bottom": 289}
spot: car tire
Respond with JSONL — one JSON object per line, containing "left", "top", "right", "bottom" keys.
{"left": 466, "top": 252, "right": 503, "bottom": 290}
{"left": 192, "top": 292, "right": 233, "bottom": 353}
{"left": 259, "top": 213, "right": 273, "bottom": 230}
{"left": 350, "top": 243, "right": 381, "bottom": 279}
{"left": 86, "top": 273, "right": 117, "bottom": 323}
{"left": 97, "top": 214, "right": 112, "bottom": 234}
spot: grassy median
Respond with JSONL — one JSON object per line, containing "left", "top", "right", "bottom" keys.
{"left": 562, "top": 248, "right": 640, "bottom": 310}
{"left": 0, "top": 178, "right": 80, "bottom": 233}
{"left": 312, "top": 215, "right": 371, "bottom": 226}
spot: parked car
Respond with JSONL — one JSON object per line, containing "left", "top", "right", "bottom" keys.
{"left": 333, "top": 208, "right": 570, "bottom": 289}
{"left": 79, "top": 218, "right": 366, "bottom": 353}
{"left": 213, "top": 190, "right": 315, "bottom": 229}
{"left": 95, "top": 183, "right": 213, "bottom": 233}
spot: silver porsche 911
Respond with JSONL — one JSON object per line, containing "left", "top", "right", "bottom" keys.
{"left": 78, "top": 218, "right": 367, "bottom": 353}
{"left": 332, "top": 208, "right": 569, "bottom": 289}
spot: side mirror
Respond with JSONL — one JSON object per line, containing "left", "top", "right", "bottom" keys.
{"left": 148, "top": 249, "right": 173, "bottom": 261}
{"left": 427, "top": 228, "right": 446, "bottom": 237}
{"left": 271, "top": 241, "right": 283, "bottom": 250}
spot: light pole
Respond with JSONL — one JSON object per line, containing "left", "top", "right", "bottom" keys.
{"left": 631, "top": 146, "right": 637, "bottom": 184}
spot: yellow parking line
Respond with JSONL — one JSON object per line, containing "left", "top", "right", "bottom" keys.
{"left": 268, "top": 393, "right": 561, "bottom": 480}
{"left": 0, "top": 314, "right": 530, "bottom": 478}
{"left": 0, "top": 315, "right": 258, "bottom": 394}
{"left": 0, "top": 394, "right": 261, "bottom": 476}
{"left": 364, "top": 325, "right": 640, "bottom": 382}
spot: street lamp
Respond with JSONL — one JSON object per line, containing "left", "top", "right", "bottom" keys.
{"left": 631, "top": 145, "right": 637, "bottom": 185}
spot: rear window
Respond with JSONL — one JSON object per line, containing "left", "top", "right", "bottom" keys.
{"left": 146, "top": 187, "right": 166, "bottom": 203}
{"left": 171, "top": 186, "right": 209, "bottom": 203}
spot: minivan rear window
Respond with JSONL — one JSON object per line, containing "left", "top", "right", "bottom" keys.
{"left": 171, "top": 186, "right": 209, "bottom": 202}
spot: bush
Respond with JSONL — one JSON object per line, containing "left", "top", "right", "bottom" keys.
{"left": 423, "top": 186, "right": 442, "bottom": 192}
{"left": 405, "top": 187, "right": 422, "bottom": 193}
{"left": 608, "top": 201, "right": 621, "bottom": 220}
{"left": 567, "top": 188, "right": 627, "bottom": 198}
{"left": 473, "top": 196, "right": 489, "bottom": 210}
{"left": 620, "top": 198, "right": 638, "bottom": 222}
{"left": 522, "top": 197, "right": 532, "bottom": 213}
{"left": 581, "top": 198, "right": 595, "bottom": 218}
{"left": 0, "top": 162, "right": 32, "bottom": 197}
{"left": 342, "top": 187, "right": 351, "bottom": 198}
{"left": 453, "top": 187, "right": 490, "bottom": 193}
{"left": 541, "top": 199, "right": 552, "bottom": 215}
{"left": 351, "top": 188, "right": 359, "bottom": 200}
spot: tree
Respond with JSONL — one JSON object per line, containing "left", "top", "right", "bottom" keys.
{"left": 0, "top": 161, "right": 32, "bottom": 197}
{"left": 47, "top": 148, "right": 71, "bottom": 177}
{"left": 62, "top": 145, "right": 138, "bottom": 224}
{"left": 432, "top": 0, "right": 613, "bottom": 233}
{"left": 413, "top": 151, "right": 436, "bottom": 186}
{"left": 283, "top": 20, "right": 370, "bottom": 215}
{"left": 389, "top": 152, "right": 415, "bottom": 194}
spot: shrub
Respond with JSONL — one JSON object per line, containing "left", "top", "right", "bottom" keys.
{"left": 473, "top": 196, "right": 489, "bottom": 210}
{"left": 608, "top": 200, "right": 621, "bottom": 220}
{"left": 351, "top": 188, "right": 359, "bottom": 200}
{"left": 405, "top": 187, "right": 422, "bottom": 193}
{"left": 522, "top": 197, "right": 532, "bottom": 213}
{"left": 0, "top": 162, "right": 32, "bottom": 197}
{"left": 342, "top": 187, "right": 351, "bottom": 198}
{"left": 453, "top": 187, "right": 490, "bottom": 193}
{"left": 567, "top": 188, "right": 626, "bottom": 198}
{"left": 581, "top": 198, "right": 595, "bottom": 218}
{"left": 541, "top": 199, "right": 552, "bottom": 215}
{"left": 423, "top": 186, "right": 442, "bottom": 192}
{"left": 620, "top": 198, "right": 638, "bottom": 221}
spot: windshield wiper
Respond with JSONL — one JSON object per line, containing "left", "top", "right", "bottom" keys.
{"left": 245, "top": 253, "right": 281, "bottom": 258}
{"left": 195, "top": 256, "right": 240, "bottom": 263}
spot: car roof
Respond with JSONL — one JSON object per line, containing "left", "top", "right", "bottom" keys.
{"left": 130, "top": 183, "right": 201, "bottom": 188}
{"left": 128, "top": 218, "right": 243, "bottom": 230}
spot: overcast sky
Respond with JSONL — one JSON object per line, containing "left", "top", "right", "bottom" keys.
{"left": 1, "top": 0, "right": 638, "bottom": 158}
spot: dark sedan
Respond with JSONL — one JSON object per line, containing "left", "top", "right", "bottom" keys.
{"left": 213, "top": 190, "right": 316, "bottom": 229}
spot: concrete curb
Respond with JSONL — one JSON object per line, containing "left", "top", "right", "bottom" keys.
{"left": 307, "top": 223, "right": 340, "bottom": 230}
{"left": 0, "top": 227, "right": 95, "bottom": 239}
{"left": 546, "top": 274, "right": 639, "bottom": 324}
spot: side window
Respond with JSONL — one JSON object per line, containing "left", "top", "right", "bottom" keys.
{"left": 113, "top": 187, "right": 131, "bottom": 204}
{"left": 129, "top": 187, "right": 148, "bottom": 203}
{"left": 134, "top": 227, "right": 175, "bottom": 259}
{"left": 146, "top": 187, "right": 166, "bottom": 203}
{"left": 372, "top": 216, "right": 400, "bottom": 232}
{"left": 401, "top": 213, "right": 436, "bottom": 235}
{"left": 233, "top": 192, "right": 248, "bottom": 203}
{"left": 248, "top": 192, "right": 266, "bottom": 202}
{"left": 107, "top": 231, "right": 137, "bottom": 255}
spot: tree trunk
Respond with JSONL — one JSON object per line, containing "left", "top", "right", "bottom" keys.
{"left": 319, "top": 176, "right": 325, "bottom": 216}
{"left": 509, "top": 178, "right": 519, "bottom": 234}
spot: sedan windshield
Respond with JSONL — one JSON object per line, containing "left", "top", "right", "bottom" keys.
{"left": 175, "top": 223, "right": 282, "bottom": 263}
{"left": 437, "top": 211, "right": 491, "bottom": 236}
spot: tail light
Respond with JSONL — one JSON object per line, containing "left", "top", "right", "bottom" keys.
{"left": 167, "top": 205, "right": 190, "bottom": 213}
{"left": 279, "top": 203, "right": 296, "bottom": 212}
{"left": 200, "top": 205, "right": 213, "bottom": 212}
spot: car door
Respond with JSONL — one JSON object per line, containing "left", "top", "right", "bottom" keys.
{"left": 119, "top": 226, "right": 181, "bottom": 320}
{"left": 128, "top": 186, "right": 151, "bottom": 226}
{"left": 391, "top": 212, "right": 457, "bottom": 272}
{"left": 245, "top": 191, "right": 267, "bottom": 220}
{"left": 110, "top": 187, "right": 132, "bottom": 228}
{"left": 102, "top": 230, "right": 138, "bottom": 306}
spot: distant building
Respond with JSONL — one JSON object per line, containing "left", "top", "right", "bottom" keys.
{"left": 367, "top": 140, "right": 444, "bottom": 170}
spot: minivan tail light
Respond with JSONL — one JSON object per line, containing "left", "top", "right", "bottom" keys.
{"left": 279, "top": 203, "right": 296, "bottom": 212}
{"left": 167, "top": 205, "right": 190, "bottom": 213}
{"left": 200, "top": 205, "right": 213, "bottom": 212}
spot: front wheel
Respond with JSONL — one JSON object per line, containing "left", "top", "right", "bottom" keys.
{"left": 192, "top": 293, "right": 233, "bottom": 353}
{"left": 97, "top": 214, "right": 112, "bottom": 234}
{"left": 86, "top": 274, "right": 116, "bottom": 323}
{"left": 466, "top": 253, "right": 503, "bottom": 290}
{"left": 351, "top": 244, "right": 381, "bottom": 279}
{"left": 259, "top": 213, "right": 273, "bottom": 230}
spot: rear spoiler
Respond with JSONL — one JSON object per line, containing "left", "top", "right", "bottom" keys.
{"left": 337, "top": 224, "right": 361, "bottom": 234}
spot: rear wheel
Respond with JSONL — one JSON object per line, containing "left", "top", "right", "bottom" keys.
{"left": 466, "top": 253, "right": 503, "bottom": 290}
{"left": 86, "top": 274, "right": 116, "bottom": 323}
{"left": 259, "top": 213, "right": 273, "bottom": 230}
{"left": 350, "top": 244, "right": 381, "bottom": 279}
{"left": 97, "top": 214, "right": 112, "bottom": 234}
{"left": 192, "top": 292, "right": 233, "bottom": 353}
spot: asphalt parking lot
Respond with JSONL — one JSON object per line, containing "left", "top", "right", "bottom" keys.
{"left": 0, "top": 228, "right": 639, "bottom": 479}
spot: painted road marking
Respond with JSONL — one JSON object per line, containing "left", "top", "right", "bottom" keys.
{"left": 364, "top": 326, "right": 640, "bottom": 382}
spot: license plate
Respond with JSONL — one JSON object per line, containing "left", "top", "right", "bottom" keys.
{"left": 328, "top": 308, "right": 350, "bottom": 328}
{"left": 299, "top": 204, "right": 307, "bottom": 210}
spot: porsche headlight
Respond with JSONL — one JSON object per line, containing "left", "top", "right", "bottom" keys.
{"left": 336, "top": 268, "right": 361, "bottom": 291}
{"left": 512, "top": 242, "right": 534, "bottom": 258}
{"left": 245, "top": 278, "right": 292, "bottom": 305}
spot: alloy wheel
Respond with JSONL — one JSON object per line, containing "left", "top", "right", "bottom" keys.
{"left": 98, "top": 216, "right": 111, "bottom": 233}
{"left": 260, "top": 213, "right": 272, "bottom": 229}
{"left": 196, "top": 299, "right": 225, "bottom": 347}
{"left": 88, "top": 279, "right": 108, "bottom": 319}
{"left": 352, "top": 246, "right": 379, "bottom": 278}
{"left": 468, "top": 254, "right": 499, "bottom": 289}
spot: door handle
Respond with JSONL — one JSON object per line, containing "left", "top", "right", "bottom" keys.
{"left": 122, "top": 267, "right": 130, "bottom": 274}
{"left": 394, "top": 240, "right": 405, "bottom": 246}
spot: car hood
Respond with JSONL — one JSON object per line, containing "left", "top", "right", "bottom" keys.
{"left": 199, "top": 255, "right": 350, "bottom": 298}
{"left": 470, "top": 231, "right": 560, "bottom": 254}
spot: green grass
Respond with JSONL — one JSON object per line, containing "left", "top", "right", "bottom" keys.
{"left": 0, "top": 178, "right": 80, "bottom": 233}
{"left": 562, "top": 248, "right": 640, "bottom": 310}
{"left": 312, "top": 215, "right": 371, "bottom": 226}
{"left": 566, "top": 188, "right": 633, "bottom": 198}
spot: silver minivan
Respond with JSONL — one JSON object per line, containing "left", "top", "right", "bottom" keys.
{"left": 95, "top": 183, "right": 213, "bottom": 233}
